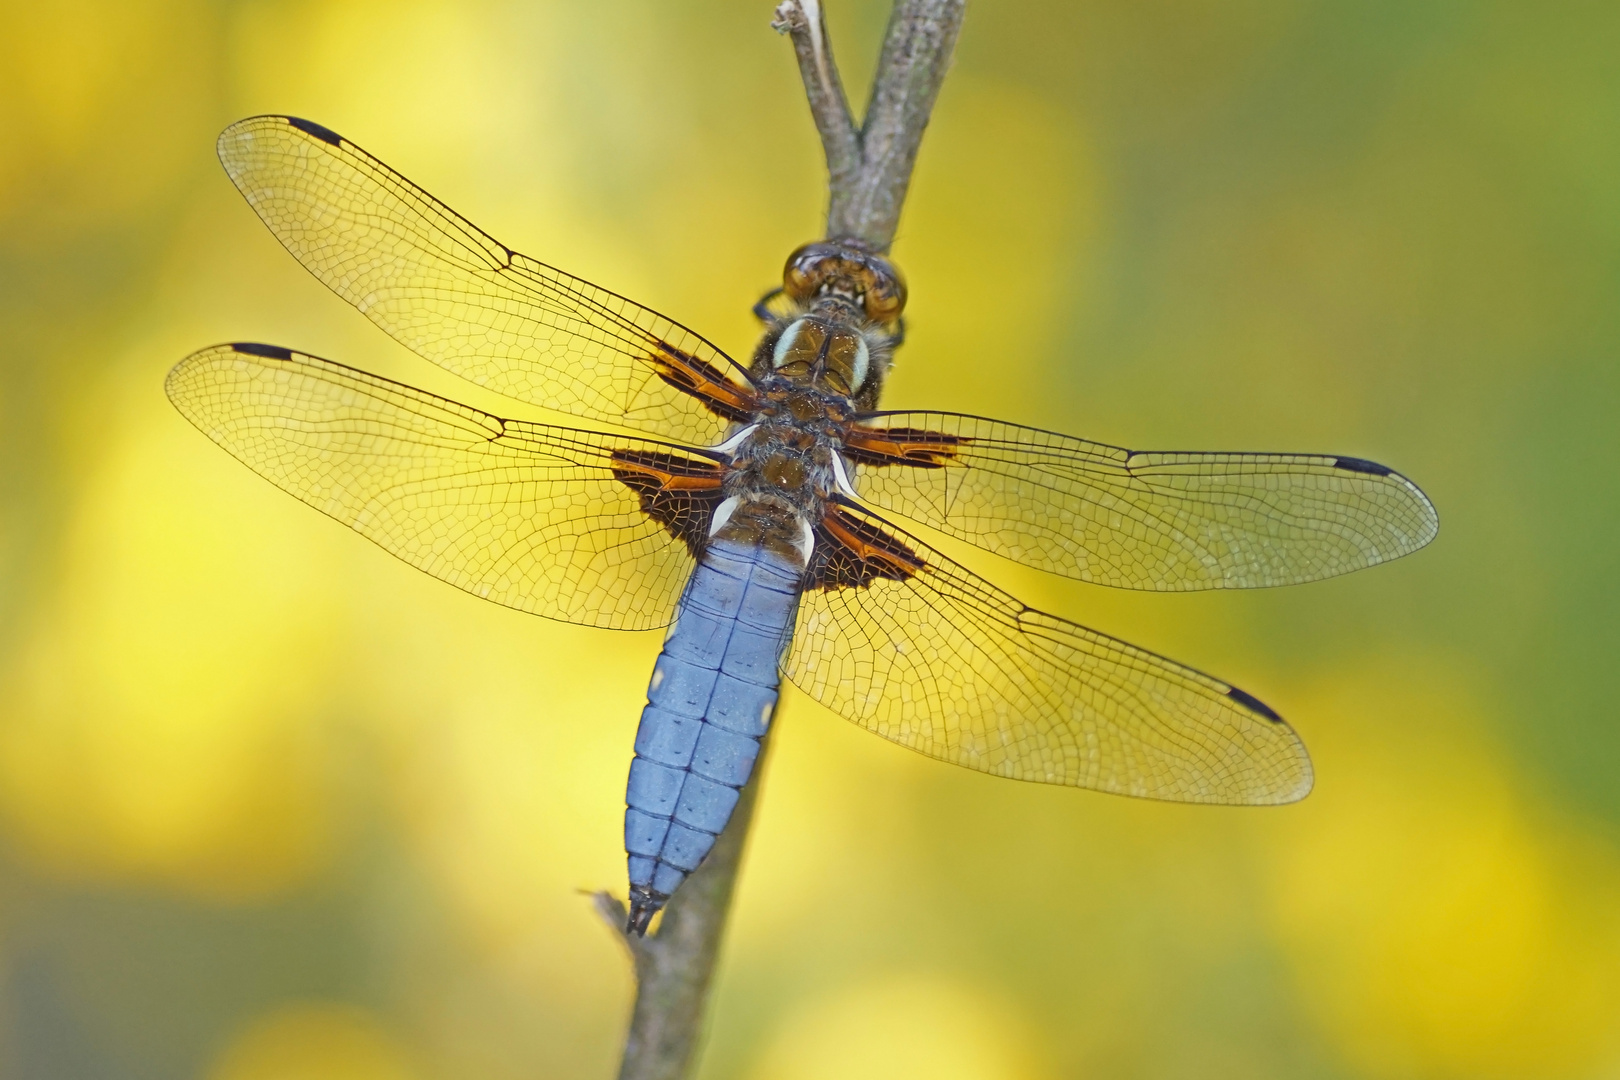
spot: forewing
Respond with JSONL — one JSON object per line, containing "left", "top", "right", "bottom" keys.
{"left": 166, "top": 343, "right": 722, "bottom": 630}
{"left": 216, "top": 115, "right": 755, "bottom": 445}
{"left": 784, "top": 502, "right": 1312, "bottom": 804}
{"left": 846, "top": 412, "right": 1438, "bottom": 590}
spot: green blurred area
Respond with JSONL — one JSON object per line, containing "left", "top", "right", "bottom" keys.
{"left": 2, "top": 0, "right": 1618, "bottom": 1077}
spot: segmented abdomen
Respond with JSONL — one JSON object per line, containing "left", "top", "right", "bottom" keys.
{"left": 623, "top": 535, "right": 802, "bottom": 931}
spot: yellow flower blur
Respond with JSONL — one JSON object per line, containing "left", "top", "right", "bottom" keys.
{"left": 1, "top": 1, "right": 1616, "bottom": 1077}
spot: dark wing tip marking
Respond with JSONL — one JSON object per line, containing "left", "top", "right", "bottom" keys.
{"left": 1333, "top": 455, "right": 1392, "bottom": 476}
{"left": 230, "top": 341, "right": 294, "bottom": 361}
{"left": 1226, "top": 686, "right": 1284, "bottom": 724}
{"left": 286, "top": 116, "right": 343, "bottom": 146}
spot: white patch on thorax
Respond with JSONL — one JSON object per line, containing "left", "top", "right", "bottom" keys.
{"left": 829, "top": 452, "right": 859, "bottom": 499}
{"left": 772, "top": 320, "right": 807, "bottom": 368}
{"left": 789, "top": 515, "right": 816, "bottom": 566}
{"left": 848, "top": 334, "right": 871, "bottom": 392}
{"left": 710, "top": 423, "right": 758, "bottom": 456}
{"left": 708, "top": 495, "right": 741, "bottom": 536}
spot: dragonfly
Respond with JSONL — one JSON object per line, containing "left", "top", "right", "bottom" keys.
{"left": 168, "top": 116, "right": 1438, "bottom": 934}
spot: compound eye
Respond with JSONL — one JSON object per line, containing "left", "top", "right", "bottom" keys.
{"left": 782, "top": 243, "right": 835, "bottom": 301}
{"left": 860, "top": 260, "right": 907, "bottom": 322}
{"left": 783, "top": 263, "right": 814, "bottom": 301}
{"left": 865, "top": 286, "right": 904, "bottom": 322}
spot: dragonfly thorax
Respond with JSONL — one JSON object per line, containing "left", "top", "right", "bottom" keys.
{"left": 706, "top": 491, "right": 815, "bottom": 568}
{"left": 751, "top": 240, "right": 905, "bottom": 411}
{"left": 721, "top": 403, "right": 844, "bottom": 524}
{"left": 770, "top": 317, "right": 870, "bottom": 396}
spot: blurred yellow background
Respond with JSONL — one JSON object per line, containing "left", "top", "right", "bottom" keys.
{"left": 2, "top": 1, "right": 1617, "bottom": 1077}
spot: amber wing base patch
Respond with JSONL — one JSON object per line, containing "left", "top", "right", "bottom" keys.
{"left": 650, "top": 343, "right": 760, "bottom": 424}
{"left": 611, "top": 449, "right": 727, "bottom": 558}
{"left": 841, "top": 424, "right": 966, "bottom": 469}
{"left": 808, "top": 503, "right": 927, "bottom": 589}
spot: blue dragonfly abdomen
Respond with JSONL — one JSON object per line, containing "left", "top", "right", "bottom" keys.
{"left": 623, "top": 530, "right": 802, "bottom": 931}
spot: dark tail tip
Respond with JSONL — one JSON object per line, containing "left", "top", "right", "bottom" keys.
{"left": 626, "top": 885, "right": 668, "bottom": 937}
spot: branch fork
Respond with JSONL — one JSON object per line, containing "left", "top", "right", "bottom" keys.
{"left": 774, "top": 0, "right": 965, "bottom": 250}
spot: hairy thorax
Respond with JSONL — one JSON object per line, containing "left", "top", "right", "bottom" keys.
{"left": 711, "top": 248, "right": 904, "bottom": 563}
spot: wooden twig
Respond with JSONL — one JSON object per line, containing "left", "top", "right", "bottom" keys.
{"left": 594, "top": 753, "right": 766, "bottom": 1080}
{"left": 771, "top": 0, "right": 862, "bottom": 205}
{"left": 603, "top": 3, "right": 966, "bottom": 1078}
{"left": 778, "top": 0, "right": 966, "bottom": 249}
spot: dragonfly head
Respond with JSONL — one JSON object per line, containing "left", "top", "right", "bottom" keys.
{"left": 782, "top": 240, "right": 907, "bottom": 325}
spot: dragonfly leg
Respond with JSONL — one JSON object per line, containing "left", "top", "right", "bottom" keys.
{"left": 751, "top": 288, "right": 785, "bottom": 324}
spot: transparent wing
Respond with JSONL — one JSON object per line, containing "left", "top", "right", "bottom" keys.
{"left": 216, "top": 115, "right": 754, "bottom": 446}
{"left": 847, "top": 411, "right": 1439, "bottom": 590}
{"left": 166, "top": 342, "right": 710, "bottom": 631}
{"left": 785, "top": 502, "right": 1312, "bottom": 804}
